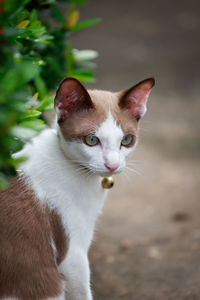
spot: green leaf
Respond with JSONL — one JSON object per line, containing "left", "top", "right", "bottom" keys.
{"left": 50, "top": 5, "right": 65, "bottom": 24}
{"left": 45, "top": 56, "right": 61, "bottom": 73}
{"left": 23, "top": 56, "right": 46, "bottom": 66}
{"left": 12, "top": 126, "right": 38, "bottom": 141}
{"left": 34, "top": 75, "right": 47, "bottom": 99}
{"left": 40, "top": 0, "right": 56, "bottom": 4}
{"left": 0, "top": 62, "right": 40, "bottom": 93}
{"left": 65, "top": 43, "right": 73, "bottom": 75}
{"left": 16, "top": 9, "right": 29, "bottom": 23}
{"left": 66, "top": 8, "right": 79, "bottom": 29}
{"left": 29, "top": 20, "right": 43, "bottom": 29}
{"left": 77, "top": 61, "right": 96, "bottom": 69}
{"left": 20, "top": 119, "right": 46, "bottom": 131}
{"left": 69, "top": 18, "right": 101, "bottom": 32}
{"left": 14, "top": 157, "right": 28, "bottom": 164}
{"left": 28, "top": 20, "right": 47, "bottom": 37}
{"left": 30, "top": 9, "right": 38, "bottom": 22}
{"left": 5, "top": 0, "right": 31, "bottom": 13}
{"left": 34, "top": 34, "right": 54, "bottom": 43}
{"left": 16, "top": 19, "right": 30, "bottom": 28}
{"left": 25, "top": 110, "right": 42, "bottom": 118}
{"left": 68, "top": 0, "right": 87, "bottom": 4}
{"left": 8, "top": 156, "right": 28, "bottom": 166}
{"left": 73, "top": 49, "right": 98, "bottom": 61}
{"left": 37, "top": 95, "right": 54, "bottom": 111}
{"left": 0, "top": 173, "right": 9, "bottom": 191}
{"left": 69, "top": 69, "right": 95, "bottom": 83}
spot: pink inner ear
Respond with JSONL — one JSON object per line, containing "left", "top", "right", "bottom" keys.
{"left": 120, "top": 78, "right": 155, "bottom": 119}
{"left": 54, "top": 78, "right": 93, "bottom": 121}
{"left": 58, "top": 86, "right": 80, "bottom": 111}
{"left": 127, "top": 87, "right": 150, "bottom": 116}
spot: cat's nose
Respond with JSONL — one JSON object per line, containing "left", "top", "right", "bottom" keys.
{"left": 104, "top": 163, "right": 118, "bottom": 172}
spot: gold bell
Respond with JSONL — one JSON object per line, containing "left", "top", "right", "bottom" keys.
{"left": 101, "top": 177, "right": 114, "bottom": 189}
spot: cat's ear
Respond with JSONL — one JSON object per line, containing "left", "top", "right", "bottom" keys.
{"left": 119, "top": 78, "right": 155, "bottom": 121}
{"left": 54, "top": 77, "right": 94, "bottom": 122}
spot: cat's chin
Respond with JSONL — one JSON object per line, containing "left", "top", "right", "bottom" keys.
{"left": 95, "top": 169, "right": 122, "bottom": 177}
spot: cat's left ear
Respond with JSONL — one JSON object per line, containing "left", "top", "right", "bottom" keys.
{"left": 119, "top": 78, "right": 155, "bottom": 121}
{"left": 54, "top": 77, "right": 94, "bottom": 122}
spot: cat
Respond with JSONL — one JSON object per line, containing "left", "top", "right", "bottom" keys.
{"left": 0, "top": 77, "right": 154, "bottom": 300}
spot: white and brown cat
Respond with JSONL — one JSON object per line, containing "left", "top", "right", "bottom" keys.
{"left": 0, "top": 77, "right": 154, "bottom": 300}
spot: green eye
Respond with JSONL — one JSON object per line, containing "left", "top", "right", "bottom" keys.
{"left": 121, "top": 135, "right": 134, "bottom": 147}
{"left": 84, "top": 135, "right": 99, "bottom": 146}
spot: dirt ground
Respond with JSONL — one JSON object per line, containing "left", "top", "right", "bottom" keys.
{"left": 90, "top": 139, "right": 200, "bottom": 300}
{"left": 70, "top": 0, "right": 200, "bottom": 299}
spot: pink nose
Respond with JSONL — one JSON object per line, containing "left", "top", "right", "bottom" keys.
{"left": 104, "top": 163, "right": 118, "bottom": 172}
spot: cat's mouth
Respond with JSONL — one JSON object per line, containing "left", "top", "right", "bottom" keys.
{"left": 78, "top": 164, "right": 122, "bottom": 177}
{"left": 98, "top": 169, "right": 121, "bottom": 177}
{"left": 90, "top": 168, "right": 122, "bottom": 177}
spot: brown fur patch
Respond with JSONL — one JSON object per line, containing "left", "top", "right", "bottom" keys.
{"left": 59, "top": 89, "right": 138, "bottom": 141}
{"left": 59, "top": 107, "right": 106, "bottom": 141}
{"left": 48, "top": 209, "right": 68, "bottom": 266}
{"left": 0, "top": 176, "right": 68, "bottom": 299}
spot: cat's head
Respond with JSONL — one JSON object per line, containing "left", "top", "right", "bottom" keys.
{"left": 54, "top": 77, "right": 154, "bottom": 177}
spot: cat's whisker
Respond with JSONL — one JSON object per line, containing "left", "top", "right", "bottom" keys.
{"left": 138, "top": 127, "right": 149, "bottom": 132}
{"left": 125, "top": 166, "right": 142, "bottom": 176}
{"left": 72, "top": 166, "right": 85, "bottom": 173}
{"left": 86, "top": 170, "right": 95, "bottom": 180}
{"left": 70, "top": 159, "right": 87, "bottom": 163}
{"left": 73, "top": 167, "right": 87, "bottom": 173}
{"left": 74, "top": 163, "right": 98, "bottom": 178}
{"left": 127, "top": 162, "right": 141, "bottom": 167}
{"left": 127, "top": 159, "right": 143, "bottom": 163}
{"left": 122, "top": 169, "right": 131, "bottom": 184}
{"left": 126, "top": 163, "right": 142, "bottom": 168}
{"left": 73, "top": 166, "right": 90, "bottom": 176}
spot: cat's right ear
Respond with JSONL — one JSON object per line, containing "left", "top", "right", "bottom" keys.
{"left": 54, "top": 77, "right": 94, "bottom": 122}
{"left": 119, "top": 78, "right": 155, "bottom": 121}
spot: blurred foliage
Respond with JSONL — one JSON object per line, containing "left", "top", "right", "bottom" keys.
{"left": 0, "top": 0, "right": 100, "bottom": 190}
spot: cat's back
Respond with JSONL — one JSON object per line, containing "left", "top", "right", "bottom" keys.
{"left": 0, "top": 176, "right": 68, "bottom": 299}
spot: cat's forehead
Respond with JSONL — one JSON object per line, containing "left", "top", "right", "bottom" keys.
{"left": 59, "top": 89, "right": 138, "bottom": 141}
{"left": 88, "top": 89, "right": 138, "bottom": 135}
{"left": 88, "top": 89, "right": 117, "bottom": 111}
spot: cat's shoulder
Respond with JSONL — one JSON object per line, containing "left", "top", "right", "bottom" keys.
{"left": 0, "top": 175, "right": 68, "bottom": 264}
{"left": 0, "top": 176, "right": 68, "bottom": 298}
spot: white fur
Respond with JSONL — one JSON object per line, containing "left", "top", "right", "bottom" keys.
{"left": 14, "top": 112, "right": 136, "bottom": 300}
{"left": 48, "top": 290, "right": 66, "bottom": 300}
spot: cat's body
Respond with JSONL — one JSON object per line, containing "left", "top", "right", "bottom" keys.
{"left": 0, "top": 77, "right": 154, "bottom": 300}
{"left": 0, "top": 128, "right": 105, "bottom": 300}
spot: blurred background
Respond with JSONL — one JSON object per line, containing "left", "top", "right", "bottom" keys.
{"left": 1, "top": 0, "right": 200, "bottom": 299}
{"left": 71, "top": 1, "right": 200, "bottom": 299}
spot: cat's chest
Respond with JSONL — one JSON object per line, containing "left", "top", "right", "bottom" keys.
{"left": 46, "top": 175, "right": 107, "bottom": 250}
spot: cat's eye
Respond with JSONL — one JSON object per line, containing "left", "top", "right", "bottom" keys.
{"left": 84, "top": 135, "right": 99, "bottom": 147}
{"left": 121, "top": 135, "right": 135, "bottom": 147}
